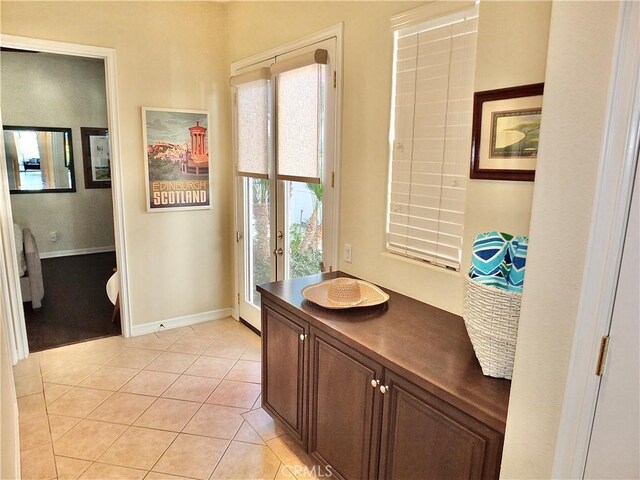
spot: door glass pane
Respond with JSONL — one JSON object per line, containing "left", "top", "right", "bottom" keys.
{"left": 246, "top": 177, "right": 271, "bottom": 307}
{"left": 285, "top": 180, "right": 323, "bottom": 279}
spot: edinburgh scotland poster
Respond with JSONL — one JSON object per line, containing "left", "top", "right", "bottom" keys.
{"left": 142, "top": 108, "right": 211, "bottom": 211}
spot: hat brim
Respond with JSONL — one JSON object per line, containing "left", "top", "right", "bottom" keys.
{"left": 301, "top": 279, "right": 389, "bottom": 309}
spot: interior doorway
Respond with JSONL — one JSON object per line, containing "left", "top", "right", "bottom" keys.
{"left": 0, "top": 35, "right": 131, "bottom": 363}
{"left": 2, "top": 50, "right": 119, "bottom": 352}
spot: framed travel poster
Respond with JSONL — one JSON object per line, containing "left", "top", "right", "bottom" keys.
{"left": 470, "top": 83, "right": 544, "bottom": 181}
{"left": 142, "top": 107, "right": 211, "bottom": 212}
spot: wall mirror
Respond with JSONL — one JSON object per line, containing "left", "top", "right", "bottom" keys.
{"left": 3, "top": 125, "right": 76, "bottom": 193}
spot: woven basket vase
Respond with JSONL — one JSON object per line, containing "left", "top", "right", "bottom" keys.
{"left": 463, "top": 275, "right": 522, "bottom": 380}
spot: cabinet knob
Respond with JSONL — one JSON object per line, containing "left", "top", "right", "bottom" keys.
{"left": 370, "top": 379, "right": 380, "bottom": 388}
{"left": 299, "top": 333, "right": 307, "bottom": 341}
{"left": 380, "top": 385, "right": 390, "bottom": 394}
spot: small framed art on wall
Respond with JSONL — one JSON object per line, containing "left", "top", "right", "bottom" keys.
{"left": 470, "top": 83, "right": 544, "bottom": 181}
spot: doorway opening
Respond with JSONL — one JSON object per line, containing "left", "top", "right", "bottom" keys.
{"left": 0, "top": 35, "right": 130, "bottom": 362}
{"left": 2, "top": 50, "right": 119, "bottom": 352}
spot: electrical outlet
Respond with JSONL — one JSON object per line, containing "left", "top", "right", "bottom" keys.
{"left": 344, "top": 244, "right": 352, "bottom": 263}
{"left": 49, "top": 232, "right": 58, "bottom": 243}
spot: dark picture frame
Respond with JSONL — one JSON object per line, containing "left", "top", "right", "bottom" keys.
{"left": 81, "top": 127, "right": 111, "bottom": 189}
{"left": 4, "top": 125, "right": 77, "bottom": 194}
{"left": 470, "top": 83, "right": 544, "bottom": 181}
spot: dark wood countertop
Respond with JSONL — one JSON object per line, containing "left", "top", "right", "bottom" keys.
{"left": 257, "top": 271, "right": 511, "bottom": 433}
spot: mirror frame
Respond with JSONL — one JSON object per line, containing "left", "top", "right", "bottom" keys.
{"left": 4, "top": 125, "right": 77, "bottom": 194}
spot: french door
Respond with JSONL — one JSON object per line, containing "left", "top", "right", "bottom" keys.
{"left": 234, "top": 38, "right": 338, "bottom": 330}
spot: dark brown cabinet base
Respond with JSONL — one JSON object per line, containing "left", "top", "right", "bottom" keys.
{"left": 258, "top": 273, "right": 511, "bottom": 480}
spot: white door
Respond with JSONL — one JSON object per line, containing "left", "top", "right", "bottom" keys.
{"left": 584, "top": 160, "right": 639, "bottom": 479}
{"left": 235, "top": 38, "right": 338, "bottom": 330}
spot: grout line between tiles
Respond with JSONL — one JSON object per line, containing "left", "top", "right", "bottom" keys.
{"left": 58, "top": 418, "right": 129, "bottom": 465}
{"left": 142, "top": 352, "right": 200, "bottom": 376}
{"left": 149, "top": 430, "right": 232, "bottom": 478}
{"left": 42, "top": 384, "right": 59, "bottom": 480}
{"left": 107, "top": 346, "right": 163, "bottom": 369}
{"left": 88, "top": 461, "right": 148, "bottom": 478}
{"left": 51, "top": 384, "right": 116, "bottom": 407}
{"left": 206, "top": 435, "right": 234, "bottom": 480}
{"left": 54, "top": 454, "right": 92, "bottom": 479}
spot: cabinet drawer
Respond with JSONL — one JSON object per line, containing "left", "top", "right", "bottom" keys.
{"left": 262, "top": 303, "right": 308, "bottom": 445}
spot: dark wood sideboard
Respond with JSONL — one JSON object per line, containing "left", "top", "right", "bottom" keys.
{"left": 257, "top": 272, "right": 511, "bottom": 480}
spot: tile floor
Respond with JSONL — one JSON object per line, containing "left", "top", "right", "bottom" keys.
{"left": 13, "top": 318, "right": 321, "bottom": 480}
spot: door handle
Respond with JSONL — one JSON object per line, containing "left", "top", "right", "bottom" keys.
{"left": 273, "top": 248, "right": 283, "bottom": 256}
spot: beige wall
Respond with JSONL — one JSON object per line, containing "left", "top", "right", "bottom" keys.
{"left": 0, "top": 0, "right": 550, "bottom": 320}
{"left": 228, "top": 1, "right": 550, "bottom": 315}
{"left": 1, "top": 1, "right": 233, "bottom": 326}
{"left": 2, "top": 52, "right": 115, "bottom": 254}
{"left": 0, "top": 314, "right": 19, "bottom": 480}
{"left": 501, "top": 2, "right": 621, "bottom": 477}
{"left": 462, "top": 1, "right": 550, "bottom": 275}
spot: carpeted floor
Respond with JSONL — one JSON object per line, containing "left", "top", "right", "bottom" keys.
{"left": 24, "top": 251, "right": 121, "bottom": 352}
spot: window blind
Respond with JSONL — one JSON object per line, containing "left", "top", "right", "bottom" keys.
{"left": 231, "top": 67, "right": 270, "bottom": 178}
{"left": 387, "top": 8, "right": 478, "bottom": 270}
{"left": 273, "top": 49, "right": 328, "bottom": 184}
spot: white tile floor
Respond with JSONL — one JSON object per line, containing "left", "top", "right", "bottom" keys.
{"left": 13, "top": 318, "right": 320, "bottom": 480}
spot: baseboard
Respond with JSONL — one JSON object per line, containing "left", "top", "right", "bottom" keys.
{"left": 240, "top": 317, "right": 261, "bottom": 337}
{"left": 40, "top": 246, "right": 116, "bottom": 259}
{"left": 130, "top": 308, "right": 233, "bottom": 336}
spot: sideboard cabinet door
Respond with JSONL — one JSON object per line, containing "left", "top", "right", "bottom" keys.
{"left": 378, "top": 371, "right": 503, "bottom": 480}
{"left": 309, "top": 328, "right": 384, "bottom": 480}
{"left": 262, "top": 303, "right": 308, "bottom": 445}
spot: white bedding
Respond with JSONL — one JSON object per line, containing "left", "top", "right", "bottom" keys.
{"left": 14, "top": 224, "right": 27, "bottom": 277}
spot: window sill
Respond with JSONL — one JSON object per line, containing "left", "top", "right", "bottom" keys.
{"left": 380, "top": 251, "right": 462, "bottom": 277}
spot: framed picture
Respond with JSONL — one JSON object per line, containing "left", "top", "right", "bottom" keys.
{"left": 470, "top": 83, "right": 544, "bottom": 181}
{"left": 142, "top": 107, "right": 211, "bottom": 212}
{"left": 81, "top": 127, "right": 111, "bottom": 188}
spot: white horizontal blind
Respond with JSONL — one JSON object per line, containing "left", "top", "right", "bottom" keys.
{"left": 387, "top": 8, "right": 478, "bottom": 270}
{"left": 235, "top": 78, "right": 270, "bottom": 178}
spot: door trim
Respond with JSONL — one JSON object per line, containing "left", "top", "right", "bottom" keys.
{"left": 552, "top": 3, "right": 640, "bottom": 477}
{"left": 0, "top": 34, "right": 132, "bottom": 363}
{"left": 231, "top": 24, "right": 344, "bottom": 321}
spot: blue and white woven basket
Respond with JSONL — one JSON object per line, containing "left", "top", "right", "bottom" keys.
{"left": 463, "top": 274, "right": 522, "bottom": 380}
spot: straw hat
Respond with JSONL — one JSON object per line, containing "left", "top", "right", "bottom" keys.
{"left": 301, "top": 278, "right": 389, "bottom": 309}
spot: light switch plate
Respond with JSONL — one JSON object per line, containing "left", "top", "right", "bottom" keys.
{"left": 344, "top": 244, "right": 352, "bottom": 263}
